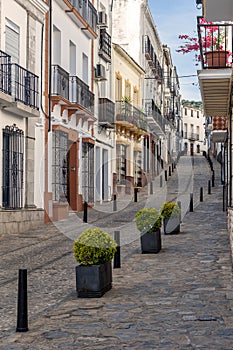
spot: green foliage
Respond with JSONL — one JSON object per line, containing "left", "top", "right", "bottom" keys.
{"left": 160, "top": 201, "right": 181, "bottom": 218}
{"left": 73, "top": 228, "right": 117, "bottom": 266}
{"left": 182, "top": 99, "right": 203, "bottom": 110}
{"left": 134, "top": 208, "right": 162, "bottom": 234}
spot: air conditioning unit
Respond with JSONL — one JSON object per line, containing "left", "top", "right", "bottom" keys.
{"left": 95, "top": 64, "right": 106, "bottom": 80}
{"left": 98, "top": 11, "right": 108, "bottom": 27}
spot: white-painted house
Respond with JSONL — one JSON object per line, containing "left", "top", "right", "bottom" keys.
{"left": 0, "top": 0, "right": 48, "bottom": 233}
{"left": 182, "top": 104, "right": 207, "bottom": 156}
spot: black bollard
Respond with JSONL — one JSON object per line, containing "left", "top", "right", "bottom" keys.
{"left": 169, "top": 166, "right": 171, "bottom": 176}
{"left": 165, "top": 170, "right": 168, "bottom": 182}
{"left": 83, "top": 201, "right": 88, "bottom": 223}
{"left": 208, "top": 180, "right": 211, "bottom": 195}
{"left": 113, "top": 231, "right": 121, "bottom": 268}
{"left": 160, "top": 175, "right": 163, "bottom": 188}
{"left": 16, "top": 269, "right": 28, "bottom": 332}
{"left": 134, "top": 188, "right": 138, "bottom": 202}
{"left": 190, "top": 193, "right": 194, "bottom": 212}
{"left": 212, "top": 170, "right": 215, "bottom": 187}
{"left": 150, "top": 182, "right": 153, "bottom": 195}
{"left": 113, "top": 194, "right": 117, "bottom": 212}
{"left": 200, "top": 187, "right": 204, "bottom": 202}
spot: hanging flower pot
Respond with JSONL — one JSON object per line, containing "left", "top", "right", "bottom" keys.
{"left": 204, "top": 50, "right": 229, "bottom": 68}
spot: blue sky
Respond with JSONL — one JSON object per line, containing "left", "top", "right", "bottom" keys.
{"left": 148, "top": 0, "right": 202, "bottom": 101}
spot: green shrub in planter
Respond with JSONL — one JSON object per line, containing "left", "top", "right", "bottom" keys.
{"left": 160, "top": 201, "right": 181, "bottom": 235}
{"left": 160, "top": 201, "right": 181, "bottom": 219}
{"left": 134, "top": 208, "right": 162, "bottom": 233}
{"left": 73, "top": 228, "right": 117, "bottom": 266}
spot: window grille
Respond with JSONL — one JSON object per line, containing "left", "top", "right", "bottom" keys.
{"left": 2, "top": 124, "right": 24, "bottom": 209}
{"left": 82, "top": 142, "right": 94, "bottom": 203}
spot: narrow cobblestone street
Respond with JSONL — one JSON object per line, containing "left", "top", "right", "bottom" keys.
{"left": 0, "top": 155, "right": 233, "bottom": 349}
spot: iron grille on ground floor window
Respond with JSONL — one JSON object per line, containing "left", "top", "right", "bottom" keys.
{"left": 52, "top": 130, "right": 68, "bottom": 202}
{"left": 2, "top": 124, "right": 24, "bottom": 209}
{"left": 82, "top": 142, "right": 94, "bottom": 203}
{"left": 116, "top": 144, "right": 126, "bottom": 184}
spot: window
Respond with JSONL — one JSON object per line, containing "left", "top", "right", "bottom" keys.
{"left": 184, "top": 108, "right": 187, "bottom": 116}
{"left": 116, "top": 144, "right": 126, "bottom": 183}
{"left": 2, "top": 124, "right": 24, "bottom": 209}
{"left": 52, "top": 130, "right": 68, "bottom": 202}
{"left": 133, "top": 87, "right": 139, "bottom": 107}
{"left": 82, "top": 142, "right": 94, "bottom": 203}
{"left": 125, "top": 79, "right": 131, "bottom": 101}
{"left": 82, "top": 53, "right": 88, "bottom": 85}
{"left": 115, "top": 72, "right": 122, "bottom": 101}
{"left": 69, "top": 41, "right": 76, "bottom": 76}
{"left": 5, "top": 18, "right": 19, "bottom": 63}
{"left": 191, "top": 109, "right": 193, "bottom": 117}
{"left": 53, "top": 26, "right": 61, "bottom": 65}
{"left": 197, "top": 111, "right": 199, "bottom": 118}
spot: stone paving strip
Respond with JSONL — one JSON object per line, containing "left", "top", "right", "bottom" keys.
{"left": 1, "top": 156, "right": 233, "bottom": 349}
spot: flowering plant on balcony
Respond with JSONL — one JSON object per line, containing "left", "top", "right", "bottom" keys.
{"left": 177, "top": 18, "right": 231, "bottom": 66}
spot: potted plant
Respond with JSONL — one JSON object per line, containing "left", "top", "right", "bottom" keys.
{"left": 160, "top": 201, "right": 181, "bottom": 235}
{"left": 134, "top": 207, "right": 162, "bottom": 254}
{"left": 177, "top": 17, "right": 231, "bottom": 68}
{"left": 73, "top": 228, "right": 117, "bottom": 298}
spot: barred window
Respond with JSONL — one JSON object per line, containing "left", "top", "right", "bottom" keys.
{"left": 82, "top": 142, "right": 94, "bottom": 203}
{"left": 2, "top": 124, "right": 24, "bottom": 209}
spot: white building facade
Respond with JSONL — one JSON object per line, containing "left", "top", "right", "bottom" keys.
{"left": 182, "top": 104, "right": 207, "bottom": 156}
{"left": 0, "top": 0, "right": 48, "bottom": 233}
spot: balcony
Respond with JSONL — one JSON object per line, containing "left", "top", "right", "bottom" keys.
{"left": 0, "top": 50, "right": 39, "bottom": 116}
{"left": 197, "top": 17, "right": 233, "bottom": 117}
{"left": 115, "top": 101, "right": 147, "bottom": 132}
{"left": 0, "top": 50, "right": 11, "bottom": 95}
{"left": 202, "top": 0, "right": 233, "bottom": 22}
{"left": 59, "top": 0, "right": 97, "bottom": 39}
{"left": 99, "top": 29, "right": 111, "bottom": 62}
{"left": 69, "top": 76, "right": 94, "bottom": 113}
{"left": 144, "top": 35, "right": 163, "bottom": 79}
{"left": 52, "top": 65, "right": 69, "bottom": 101}
{"left": 13, "top": 64, "right": 39, "bottom": 109}
{"left": 98, "top": 98, "right": 115, "bottom": 128}
{"left": 184, "top": 132, "right": 200, "bottom": 141}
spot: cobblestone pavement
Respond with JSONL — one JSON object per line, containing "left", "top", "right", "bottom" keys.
{"left": 0, "top": 155, "right": 233, "bottom": 349}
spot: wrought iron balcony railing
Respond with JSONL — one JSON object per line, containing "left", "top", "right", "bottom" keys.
{"left": 69, "top": 0, "right": 97, "bottom": 33}
{"left": 13, "top": 64, "right": 39, "bottom": 109}
{"left": 184, "top": 132, "right": 199, "bottom": 141}
{"left": 144, "top": 35, "right": 163, "bottom": 79}
{"left": 115, "top": 101, "right": 147, "bottom": 132}
{"left": 197, "top": 16, "right": 233, "bottom": 69}
{"left": 0, "top": 50, "right": 39, "bottom": 109}
{"left": 52, "top": 65, "right": 69, "bottom": 100}
{"left": 0, "top": 50, "right": 11, "bottom": 95}
{"left": 69, "top": 76, "right": 94, "bottom": 113}
{"left": 99, "top": 29, "right": 111, "bottom": 62}
{"left": 98, "top": 97, "right": 115, "bottom": 127}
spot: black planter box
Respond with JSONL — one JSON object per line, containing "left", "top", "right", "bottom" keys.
{"left": 76, "top": 261, "right": 112, "bottom": 298}
{"left": 140, "top": 229, "right": 161, "bottom": 254}
{"left": 163, "top": 217, "right": 180, "bottom": 234}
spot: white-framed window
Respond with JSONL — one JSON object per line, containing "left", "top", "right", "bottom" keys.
{"left": 82, "top": 53, "right": 88, "bottom": 84}
{"left": 5, "top": 18, "right": 19, "bottom": 63}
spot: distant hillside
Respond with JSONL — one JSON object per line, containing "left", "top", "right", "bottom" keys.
{"left": 182, "top": 100, "right": 203, "bottom": 110}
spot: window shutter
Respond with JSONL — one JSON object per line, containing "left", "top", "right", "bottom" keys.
{"left": 5, "top": 20, "right": 19, "bottom": 63}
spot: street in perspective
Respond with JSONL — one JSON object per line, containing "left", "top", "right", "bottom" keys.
{"left": 1, "top": 155, "right": 233, "bottom": 349}
{"left": 1, "top": 0, "right": 233, "bottom": 349}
